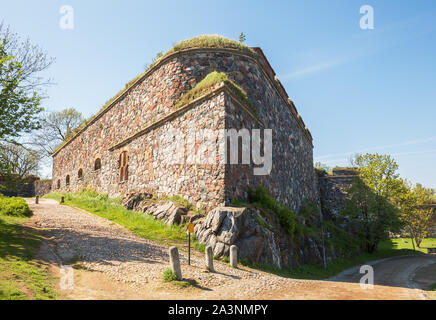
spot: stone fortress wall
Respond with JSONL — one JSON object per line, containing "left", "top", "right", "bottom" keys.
{"left": 316, "top": 168, "right": 359, "bottom": 218}
{"left": 52, "top": 40, "right": 317, "bottom": 212}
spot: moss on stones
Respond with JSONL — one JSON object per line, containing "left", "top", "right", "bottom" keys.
{"left": 174, "top": 71, "right": 255, "bottom": 114}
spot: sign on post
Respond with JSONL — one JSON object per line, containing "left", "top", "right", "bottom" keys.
{"left": 188, "top": 223, "right": 194, "bottom": 265}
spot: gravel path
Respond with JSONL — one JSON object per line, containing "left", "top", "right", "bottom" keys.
{"left": 25, "top": 199, "right": 433, "bottom": 300}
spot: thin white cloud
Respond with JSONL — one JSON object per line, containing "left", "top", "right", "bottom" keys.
{"left": 315, "top": 136, "right": 436, "bottom": 161}
{"left": 280, "top": 11, "right": 436, "bottom": 81}
{"left": 281, "top": 60, "right": 343, "bottom": 80}
{"left": 391, "top": 149, "right": 436, "bottom": 157}
{"left": 318, "top": 148, "right": 436, "bottom": 166}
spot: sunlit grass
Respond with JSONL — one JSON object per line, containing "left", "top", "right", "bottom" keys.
{"left": 44, "top": 190, "right": 189, "bottom": 245}
{"left": 385, "top": 238, "right": 436, "bottom": 253}
{"left": 0, "top": 213, "right": 56, "bottom": 300}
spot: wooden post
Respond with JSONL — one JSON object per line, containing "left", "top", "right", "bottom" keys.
{"left": 60, "top": 196, "right": 65, "bottom": 204}
{"left": 35, "top": 196, "right": 39, "bottom": 204}
{"left": 188, "top": 223, "right": 194, "bottom": 266}
{"left": 188, "top": 232, "right": 191, "bottom": 265}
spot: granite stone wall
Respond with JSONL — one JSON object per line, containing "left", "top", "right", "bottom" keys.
{"left": 52, "top": 48, "right": 317, "bottom": 212}
{"left": 53, "top": 91, "right": 228, "bottom": 212}
{"left": 224, "top": 89, "right": 317, "bottom": 211}
{"left": 34, "top": 180, "right": 52, "bottom": 196}
{"left": 317, "top": 169, "right": 359, "bottom": 218}
{"left": 0, "top": 175, "right": 39, "bottom": 197}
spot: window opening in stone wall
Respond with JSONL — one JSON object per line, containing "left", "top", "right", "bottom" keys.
{"left": 78, "top": 168, "right": 83, "bottom": 179}
{"left": 119, "top": 151, "right": 128, "bottom": 182}
{"left": 94, "top": 158, "right": 102, "bottom": 171}
{"left": 66, "top": 175, "right": 70, "bottom": 186}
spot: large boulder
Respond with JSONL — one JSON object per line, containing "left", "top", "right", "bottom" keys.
{"left": 121, "top": 193, "right": 188, "bottom": 226}
{"left": 121, "top": 192, "right": 153, "bottom": 210}
{"left": 143, "top": 201, "right": 188, "bottom": 226}
{"left": 194, "top": 206, "right": 327, "bottom": 269}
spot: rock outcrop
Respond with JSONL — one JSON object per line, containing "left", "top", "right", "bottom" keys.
{"left": 121, "top": 193, "right": 204, "bottom": 226}
{"left": 194, "top": 206, "right": 327, "bottom": 269}
{"left": 121, "top": 193, "right": 334, "bottom": 269}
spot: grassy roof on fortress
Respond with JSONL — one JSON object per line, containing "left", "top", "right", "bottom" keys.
{"left": 53, "top": 35, "right": 257, "bottom": 154}
{"left": 174, "top": 71, "right": 255, "bottom": 114}
{"left": 104, "top": 35, "right": 257, "bottom": 116}
{"left": 166, "top": 35, "right": 258, "bottom": 58}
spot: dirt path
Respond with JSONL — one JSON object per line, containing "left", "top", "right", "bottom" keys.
{"left": 25, "top": 199, "right": 435, "bottom": 300}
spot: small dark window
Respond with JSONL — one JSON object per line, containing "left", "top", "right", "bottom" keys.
{"left": 119, "top": 151, "right": 128, "bottom": 182}
{"left": 94, "top": 158, "right": 101, "bottom": 171}
{"left": 57, "top": 179, "right": 60, "bottom": 189}
{"left": 66, "top": 175, "right": 70, "bottom": 186}
{"left": 78, "top": 168, "right": 83, "bottom": 179}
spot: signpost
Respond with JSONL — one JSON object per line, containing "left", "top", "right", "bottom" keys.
{"left": 188, "top": 223, "right": 194, "bottom": 265}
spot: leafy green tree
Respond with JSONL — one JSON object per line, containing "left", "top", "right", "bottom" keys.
{"left": 343, "top": 153, "right": 404, "bottom": 253}
{"left": 0, "top": 23, "right": 53, "bottom": 143}
{"left": 398, "top": 182, "right": 434, "bottom": 248}
{"left": 352, "top": 153, "right": 403, "bottom": 199}
{"left": 342, "top": 178, "right": 401, "bottom": 253}
{"left": 0, "top": 39, "right": 42, "bottom": 141}
{"left": 0, "top": 23, "right": 53, "bottom": 186}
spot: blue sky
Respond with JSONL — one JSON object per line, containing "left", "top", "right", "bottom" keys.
{"left": 2, "top": 0, "right": 436, "bottom": 188}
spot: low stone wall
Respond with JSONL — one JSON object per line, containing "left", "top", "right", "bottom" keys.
{"left": 0, "top": 175, "right": 39, "bottom": 197}
{"left": 317, "top": 169, "right": 358, "bottom": 218}
{"left": 34, "top": 180, "right": 52, "bottom": 196}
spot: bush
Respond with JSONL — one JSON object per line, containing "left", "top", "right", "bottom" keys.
{"left": 323, "top": 221, "right": 360, "bottom": 257}
{"left": 162, "top": 268, "right": 177, "bottom": 282}
{"left": 0, "top": 195, "right": 31, "bottom": 217}
{"left": 248, "top": 186, "right": 298, "bottom": 236}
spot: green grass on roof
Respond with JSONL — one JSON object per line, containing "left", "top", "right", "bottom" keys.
{"left": 53, "top": 35, "right": 257, "bottom": 154}
{"left": 174, "top": 71, "right": 255, "bottom": 114}
{"left": 166, "top": 34, "right": 258, "bottom": 58}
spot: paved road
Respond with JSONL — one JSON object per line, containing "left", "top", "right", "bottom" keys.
{"left": 329, "top": 254, "right": 436, "bottom": 290}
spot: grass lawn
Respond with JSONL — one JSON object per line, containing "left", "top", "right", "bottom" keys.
{"left": 386, "top": 238, "right": 436, "bottom": 253}
{"left": 241, "top": 237, "right": 436, "bottom": 280}
{"left": 44, "top": 190, "right": 192, "bottom": 247}
{"left": 0, "top": 213, "right": 56, "bottom": 300}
